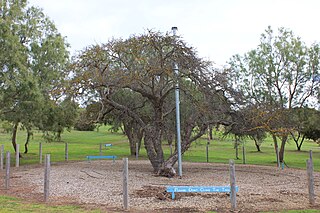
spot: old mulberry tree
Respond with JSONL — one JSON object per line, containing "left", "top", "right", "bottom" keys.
{"left": 71, "top": 31, "right": 232, "bottom": 176}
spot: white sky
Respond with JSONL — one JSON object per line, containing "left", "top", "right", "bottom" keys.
{"left": 28, "top": 0, "right": 320, "bottom": 66}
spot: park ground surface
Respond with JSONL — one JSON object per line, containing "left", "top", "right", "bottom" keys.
{"left": 1, "top": 160, "right": 320, "bottom": 213}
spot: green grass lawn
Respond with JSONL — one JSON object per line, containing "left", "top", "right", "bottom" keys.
{"left": 0, "top": 195, "right": 100, "bottom": 213}
{"left": 1, "top": 126, "right": 319, "bottom": 170}
{"left": 0, "top": 126, "right": 319, "bottom": 212}
{"left": 183, "top": 134, "right": 320, "bottom": 171}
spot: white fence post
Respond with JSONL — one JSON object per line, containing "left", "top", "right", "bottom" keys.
{"left": 307, "top": 158, "right": 315, "bottom": 205}
{"left": 0, "top": 144, "right": 4, "bottom": 170}
{"left": 39, "top": 142, "right": 42, "bottom": 164}
{"left": 15, "top": 144, "right": 19, "bottom": 167}
{"left": 123, "top": 158, "right": 129, "bottom": 210}
{"left": 309, "top": 150, "right": 313, "bottom": 163}
{"left": 44, "top": 154, "right": 51, "bottom": 202}
{"left": 5, "top": 151, "right": 10, "bottom": 189}
{"left": 229, "top": 159, "right": 237, "bottom": 210}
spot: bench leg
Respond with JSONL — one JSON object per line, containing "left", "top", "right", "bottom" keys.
{"left": 171, "top": 192, "right": 175, "bottom": 200}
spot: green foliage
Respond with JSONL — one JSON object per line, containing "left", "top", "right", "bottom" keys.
{"left": 73, "top": 104, "right": 97, "bottom": 131}
{"left": 296, "top": 108, "right": 320, "bottom": 141}
{"left": 228, "top": 26, "right": 320, "bottom": 161}
{"left": 1, "top": 120, "right": 12, "bottom": 133}
{"left": 288, "top": 108, "right": 320, "bottom": 149}
{"left": 41, "top": 131, "right": 55, "bottom": 143}
{"left": 228, "top": 26, "right": 319, "bottom": 109}
{"left": 0, "top": 1, "right": 71, "bottom": 148}
{"left": 304, "top": 129, "right": 320, "bottom": 142}
{"left": 38, "top": 97, "right": 78, "bottom": 141}
{"left": 74, "top": 117, "right": 96, "bottom": 131}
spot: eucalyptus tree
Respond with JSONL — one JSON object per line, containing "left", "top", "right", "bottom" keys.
{"left": 71, "top": 31, "right": 232, "bottom": 176}
{"left": 228, "top": 26, "right": 320, "bottom": 163}
{"left": 37, "top": 97, "right": 78, "bottom": 143}
{"left": 0, "top": 0, "right": 70, "bottom": 151}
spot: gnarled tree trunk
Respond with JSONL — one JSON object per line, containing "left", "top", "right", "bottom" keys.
{"left": 143, "top": 125, "right": 164, "bottom": 173}
{"left": 235, "top": 137, "right": 240, "bottom": 159}
{"left": 290, "top": 132, "right": 305, "bottom": 151}
{"left": 272, "top": 134, "right": 279, "bottom": 166}
{"left": 253, "top": 137, "right": 261, "bottom": 152}
{"left": 12, "top": 122, "right": 18, "bottom": 152}
{"left": 279, "top": 135, "right": 288, "bottom": 163}
{"left": 24, "top": 128, "right": 33, "bottom": 153}
{"left": 123, "top": 121, "right": 144, "bottom": 156}
{"left": 209, "top": 125, "right": 213, "bottom": 140}
{"left": 157, "top": 123, "right": 208, "bottom": 178}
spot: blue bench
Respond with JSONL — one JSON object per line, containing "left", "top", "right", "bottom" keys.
{"left": 86, "top": 155, "right": 117, "bottom": 163}
{"left": 166, "top": 186, "right": 239, "bottom": 199}
{"left": 105, "top": 144, "right": 112, "bottom": 148}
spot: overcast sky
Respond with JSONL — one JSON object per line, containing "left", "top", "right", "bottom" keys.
{"left": 28, "top": 0, "right": 320, "bottom": 66}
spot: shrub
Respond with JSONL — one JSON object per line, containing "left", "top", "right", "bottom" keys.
{"left": 74, "top": 120, "right": 96, "bottom": 131}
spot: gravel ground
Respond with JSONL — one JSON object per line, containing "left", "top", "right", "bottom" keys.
{"left": 1, "top": 160, "right": 320, "bottom": 212}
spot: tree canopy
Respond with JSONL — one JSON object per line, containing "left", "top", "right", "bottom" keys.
{"left": 228, "top": 26, "right": 320, "bottom": 162}
{"left": 71, "top": 31, "right": 233, "bottom": 176}
{"left": 0, "top": 0, "right": 72, "bottom": 152}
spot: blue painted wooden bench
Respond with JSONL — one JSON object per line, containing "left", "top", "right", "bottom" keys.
{"left": 86, "top": 155, "right": 117, "bottom": 163}
{"left": 104, "top": 143, "right": 112, "bottom": 148}
{"left": 166, "top": 186, "right": 239, "bottom": 199}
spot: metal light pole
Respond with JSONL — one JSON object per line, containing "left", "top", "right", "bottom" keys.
{"left": 172, "top": 26, "right": 182, "bottom": 177}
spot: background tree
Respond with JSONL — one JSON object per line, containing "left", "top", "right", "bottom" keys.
{"left": 101, "top": 90, "right": 147, "bottom": 156}
{"left": 38, "top": 97, "right": 78, "bottom": 142}
{"left": 228, "top": 26, "right": 320, "bottom": 163}
{"left": 74, "top": 112, "right": 96, "bottom": 131}
{"left": 224, "top": 106, "right": 267, "bottom": 152}
{"left": 77, "top": 93, "right": 146, "bottom": 156}
{"left": 290, "top": 107, "right": 320, "bottom": 150}
{"left": 73, "top": 103, "right": 100, "bottom": 131}
{"left": 0, "top": 0, "right": 70, "bottom": 152}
